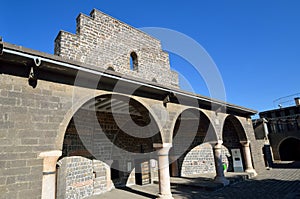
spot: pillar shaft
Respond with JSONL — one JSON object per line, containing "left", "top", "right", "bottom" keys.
{"left": 153, "top": 143, "right": 173, "bottom": 199}
{"left": 213, "top": 141, "right": 229, "bottom": 185}
{"left": 39, "top": 150, "right": 62, "bottom": 199}
{"left": 241, "top": 141, "right": 257, "bottom": 176}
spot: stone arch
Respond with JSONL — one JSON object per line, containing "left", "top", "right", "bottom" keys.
{"left": 278, "top": 137, "right": 300, "bottom": 161}
{"left": 170, "top": 108, "right": 218, "bottom": 177}
{"left": 56, "top": 93, "right": 163, "bottom": 196}
{"left": 56, "top": 91, "right": 103, "bottom": 150}
{"left": 222, "top": 115, "right": 248, "bottom": 172}
{"left": 107, "top": 66, "right": 115, "bottom": 71}
{"left": 221, "top": 115, "right": 248, "bottom": 142}
{"left": 56, "top": 92, "right": 164, "bottom": 150}
{"left": 169, "top": 107, "right": 218, "bottom": 141}
{"left": 60, "top": 93, "right": 164, "bottom": 157}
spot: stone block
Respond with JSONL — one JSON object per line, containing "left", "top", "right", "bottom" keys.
{"left": 6, "top": 182, "right": 30, "bottom": 192}
{"left": 6, "top": 160, "right": 27, "bottom": 168}
{"left": 0, "top": 191, "right": 17, "bottom": 199}
{"left": 26, "top": 159, "right": 42, "bottom": 167}
{"left": 0, "top": 177, "right": 6, "bottom": 185}
{"left": 2, "top": 167, "right": 31, "bottom": 176}
{"left": 21, "top": 138, "right": 38, "bottom": 145}
{"left": 6, "top": 176, "right": 16, "bottom": 185}
{"left": 17, "top": 189, "right": 41, "bottom": 199}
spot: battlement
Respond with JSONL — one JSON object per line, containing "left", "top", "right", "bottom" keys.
{"left": 55, "top": 9, "right": 179, "bottom": 87}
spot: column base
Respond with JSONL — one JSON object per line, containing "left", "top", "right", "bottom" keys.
{"left": 245, "top": 169, "right": 257, "bottom": 177}
{"left": 156, "top": 193, "right": 174, "bottom": 199}
{"left": 214, "top": 176, "right": 230, "bottom": 186}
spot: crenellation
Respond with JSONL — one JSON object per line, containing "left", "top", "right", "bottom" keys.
{"left": 55, "top": 9, "right": 178, "bottom": 87}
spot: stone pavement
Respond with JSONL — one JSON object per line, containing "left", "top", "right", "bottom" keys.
{"left": 88, "top": 166, "right": 300, "bottom": 199}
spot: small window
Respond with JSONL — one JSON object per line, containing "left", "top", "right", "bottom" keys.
{"left": 130, "top": 52, "right": 138, "bottom": 71}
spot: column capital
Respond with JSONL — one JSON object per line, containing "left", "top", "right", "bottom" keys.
{"left": 154, "top": 143, "right": 172, "bottom": 156}
{"left": 240, "top": 141, "right": 250, "bottom": 147}
{"left": 39, "top": 150, "right": 62, "bottom": 173}
{"left": 213, "top": 140, "right": 223, "bottom": 149}
{"left": 39, "top": 150, "right": 62, "bottom": 158}
{"left": 153, "top": 143, "right": 172, "bottom": 149}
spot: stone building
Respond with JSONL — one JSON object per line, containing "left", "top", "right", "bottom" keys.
{"left": 0, "top": 9, "right": 265, "bottom": 199}
{"left": 253, "top": 97, "right": 300, "bottom": 162}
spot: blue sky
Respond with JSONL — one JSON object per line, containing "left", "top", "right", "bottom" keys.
{"left": 1, "top": 0, "right": 300, "bottom": 114}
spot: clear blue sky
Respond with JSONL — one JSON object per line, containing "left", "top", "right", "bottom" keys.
{"left": 1, "top": 0, "right": 300, "bottom": 115}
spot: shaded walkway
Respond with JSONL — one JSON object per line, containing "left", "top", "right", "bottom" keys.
{"left": 88, "top": 167, "right": 300, "bottom": 199}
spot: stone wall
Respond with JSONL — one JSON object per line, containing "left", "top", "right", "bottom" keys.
{"left": 54, "top": 9, "right": 179, "bottom": 88}
{"left": 57, "top": 157, "right": 94, "bottom": 199}
{"left": 0, "top": 74, "right": 74, "bottom": 199}
{"left": 181, "top": 143, "right": 230, "bottom": 176}
{"left": 0, "top": 72, "right": 164, "bottom": 198}
{"left": 56, "top": 157, "right": 113, "bottom": 199}
{"left": 0, "top": 73, "right": 263, "bottom": 198}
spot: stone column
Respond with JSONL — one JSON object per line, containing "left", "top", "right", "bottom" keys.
{"left": 39, "top": 150, "right": 62, "bottom": 199}
{"left": 262, "top": 118, "right": 269, "bottom": 138}
{"left": 240, "top": 141, "right": 257, "bottom": 176}
{"left": 213, "top": 141, "right": 229, "bottom": 185}
{"left": 153, "top": 143, "right": 173, "bottom": 199}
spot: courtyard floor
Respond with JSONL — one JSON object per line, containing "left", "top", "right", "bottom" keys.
{"left": 88, "top": 162, "right": 300, "bottom": 199}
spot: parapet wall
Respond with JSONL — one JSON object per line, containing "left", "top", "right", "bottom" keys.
{"left": 55, "top": 9, "right": 179, "bottom": 87}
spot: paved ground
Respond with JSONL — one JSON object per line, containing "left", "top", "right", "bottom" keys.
{"left": 88, "top": 164, "right": 300, "bottom": 199}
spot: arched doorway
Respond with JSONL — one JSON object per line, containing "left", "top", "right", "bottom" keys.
{"left": 170, "top": 109, "right": 218, "bottom": 177}
{"left": 279, "top": 138, "right": 300, "bottom": 161}
{"left": 57, "top": 94, "right": 162, "bottom": 198}
{"left": 222, "top": 115, "right": 248, "bottom": 172}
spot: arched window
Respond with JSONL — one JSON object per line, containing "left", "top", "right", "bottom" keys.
{"left": 152, "top": 78, "right": 157, "bottom": 83}
{"left": 130, "top": 52, "right": 138, "bottom": 71}
{"left": 107, "top": 66, "right": 115, "bottom": 71}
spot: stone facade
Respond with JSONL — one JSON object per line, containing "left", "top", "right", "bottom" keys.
{"left": 54, "top": 9, "right": 178, "bottom": 87}
{"left": 0, "top": 9, "right": 265, "bottom": 199}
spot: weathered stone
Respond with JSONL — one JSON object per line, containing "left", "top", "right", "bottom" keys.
{"left": 0, "top": 8, "right": 263, "bottom": 199}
